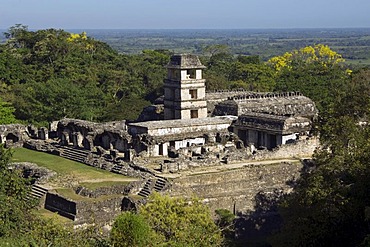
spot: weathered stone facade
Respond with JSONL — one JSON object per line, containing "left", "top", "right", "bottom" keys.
{"left": 128, "top": 116, "right": 236, "bottom": 157}
{"left": 0, "top": 124, "right": 33, "bottom": 147}
{"left": 164, "top": 54, "right": 208, "bottom": 120}
{"left": 168, "top": 161, "right": 302, "bottom": 214}
{"left": 57, "top": 118, "right": 130, "bottom": 153}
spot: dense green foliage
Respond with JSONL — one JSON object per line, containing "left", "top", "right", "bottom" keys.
{"left": 111, "top": 211, "right": 157, "bottom": 247}
{"left": 0, "top": 145, "right": 108, "bottom": 246}
{"left": 138, "top": 193, "right": 223, "bottom": 246}
{"left": 201, "top": 48, "right": 276, "bottom": 91}
{"left": 270, "top": 69, "right": 370, "bottom": 247}
{"left": 0, "top": 97, "right": 16, "bottom": 124}
{"left": 0, "top": 25, "right": 170, "bottom": 124}
{"left": 0, "top": 145, "right": 31, "bottom": 237}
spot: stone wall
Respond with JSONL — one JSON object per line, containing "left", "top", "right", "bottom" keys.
{"left": 76, "top": 184, "right": 134, "bottom": 198}
{"left": 253, "top": 138, "right": 318, "bottom": 161}
{"left": 44, "top": 192, "right": 124, "bottom": 224}
{"left": 168, "top": 161, "right": 302, "bottom": 214}
{"left": 45, "top": 193, "right": 77, "bottom": 220}
{"left": 12, "top": 162, "right": 56, "bottom": 184}
{"left": 0, "top": 124, "right": 31, "bottom": 147}
{"left": 75, "top": 197, "right": 123, "bottom": 224}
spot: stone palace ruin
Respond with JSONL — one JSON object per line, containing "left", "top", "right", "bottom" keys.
{"left": 1, "top": 54, "right": 319, "bottom": 225}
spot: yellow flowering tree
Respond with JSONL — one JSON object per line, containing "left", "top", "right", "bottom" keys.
{"left": 267, "top": 44, "right": 345, "bottom": 72}
{"left": 66, "top": 31, "right": 94, "bottom": 53}
{"left": 269, "top": 45, "right": 350, "bottom": 112}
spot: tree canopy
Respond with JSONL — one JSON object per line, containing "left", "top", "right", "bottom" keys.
{"left": 270, "top": 68, "right": 370, "bottom": 247}
{"left": 139, "top": 193, "right": 223, "bottom": 246}
{"left": 0, "top": 25, "right": 170, "bottom": 124}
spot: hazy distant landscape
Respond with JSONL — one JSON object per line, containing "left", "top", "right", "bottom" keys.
{"left": 2, "top": 28, "right": 370, "bottom": 65}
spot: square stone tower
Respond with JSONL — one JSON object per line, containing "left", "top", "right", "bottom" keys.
{"left": 164, "top": 54, "right": 207, "bottom": 120}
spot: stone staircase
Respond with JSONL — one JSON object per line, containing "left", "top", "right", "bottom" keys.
{"left": 26, "top": 184, "right": 48, "bottom": 203}
{"left": 57, "top": 145, "right": 90, "bottom": 164}
{"left": 138, "top": 179, "right": 152, "bottom": 197}
{"left": 137, "top": 177, "right": 168, "bottom": 198}
{"left": 111, "top": 163, "right": 124, "bottom": 174}
{"left": 153, "top": 177, "right": 167, "bottom": 192}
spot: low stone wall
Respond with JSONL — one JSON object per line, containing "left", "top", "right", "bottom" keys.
{"left": 12, "top": 162, "right": 56, "bottom": 184}
{"left": 76, "top": 184, "right": 132, "bottom": 198}
{"left": 168, "top": 161, "right": 302, "bottom": 214}
{"left": 44, "top": 192, "right": 124, "bottom": 224}
{"left": 253, "top": 138, "right": 318, "bottom": 161}
{"left": 75, "top": 197, "right": 123, "bottom": 224}
{"left": 45, "top": 193, "right": 77, "bottom": 220}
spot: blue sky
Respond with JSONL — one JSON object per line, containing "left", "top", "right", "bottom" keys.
{"left": 1, "top": 0, "right": 369, "bottom": 29}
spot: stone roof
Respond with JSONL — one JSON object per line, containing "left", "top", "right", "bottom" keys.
{"left": 57, "top": 118, "right": 127, "bottom": 134}
{"left": 234, "top": 113, "right": 312, "bottom": 134}
{"left": 214, "top": 92, "right": 318, "bottom": 118}
{"left": 166, "top": 54, "right": 206, "bottom": 69}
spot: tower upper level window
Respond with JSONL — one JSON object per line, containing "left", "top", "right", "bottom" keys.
{"left": 189, "top": 89, "right": 197, "bottom": 99}
{"left": 186, "top": 69, "right": 196, "bottom": 79}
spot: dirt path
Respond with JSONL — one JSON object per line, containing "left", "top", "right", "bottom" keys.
{"left": 80, "top": 177, "right": 139, "bottom": 183}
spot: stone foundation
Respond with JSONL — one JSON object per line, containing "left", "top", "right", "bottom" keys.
{"left": 168, "top": 161, "right": 302, "bottom": 214}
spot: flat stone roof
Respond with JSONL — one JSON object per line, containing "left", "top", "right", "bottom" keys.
{"left": 239, "top": 112, "right": 290, "bottom": 122}
{"left": 128, "top": 116, "right": 237, "bottom": 130}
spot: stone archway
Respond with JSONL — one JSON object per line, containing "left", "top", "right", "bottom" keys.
{"left": 6, "top": 133, "right": 19, "bottom": 143}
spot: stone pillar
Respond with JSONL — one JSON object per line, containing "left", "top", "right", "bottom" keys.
{"left": 72, "top": 133, "right": 79, "bottom": 147}
{"left": 38, "top": 127, "right": 49, "bottom": 140}
{"left": 60, "top": 132, "right": 69, "bottom": 146}
{"left": 125, "top": 149, "right": 136, "bottom": 161}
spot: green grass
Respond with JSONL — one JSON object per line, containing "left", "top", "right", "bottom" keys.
{"left": 11, "top": 148, "right": 135, "bottom": 182}
{"left": 79, "top": 181, "right": 130, "bottom": 190}
{"left": 36, "top": 208, "right": 73, "bottom": 224}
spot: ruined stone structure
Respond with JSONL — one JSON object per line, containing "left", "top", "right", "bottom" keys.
{"left": 128, "top": 116, "right": 236, "bottom": 157}
{"left": 213, "top": 92, "right": 318, "bottom": 150}
{"left": 164, "top": 54, "right": 207, "bottom": 120}
{"left": 0, "top": 124, "right": 39, "bottom": 148}
{"left": 56, "top": 118, "right": 131, "bottom": 158}
{"left": 1, "top": 54, "right": 320, "bottom": 228}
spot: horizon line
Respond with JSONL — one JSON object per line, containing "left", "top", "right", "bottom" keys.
{"left": 1, "top": 27, "right": 370, "bottom": 31}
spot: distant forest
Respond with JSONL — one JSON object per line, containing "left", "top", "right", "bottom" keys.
{"left": 43, "top": 28, "right": 370, "bottom": 65}
{"left": 2, "top": 28, "right": 370, "bottom": 64}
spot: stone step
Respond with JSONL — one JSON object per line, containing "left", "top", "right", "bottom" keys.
{"left": 60, "top": 154, "right": 86, "bottom": 163}
{"left": 111, "top": 164, "right": 124, "bottom": 174}
{"left": 60, "top": 150, "right": 88, "bottom": 163}
{"left": 155, "top": 179, "right": 166, "bottom": 186}
{"left": 153, "top": 186, "right": 163, "bottom": 192}
{"left": 61, "top": 152, "right": 88, "bottom": 159}
{"left": 26, "top": 184, "right": 48, "bottom": 202}
{"left": 54, "top": 144, "right": 90, "bottom": 154}
{"left": 138, "top": 189, "right": 151, "bottom": 197}
{"left": 60, "top": 150, "right": 87, "bottom": 158}
{"left": 60, "top": 149, "right": 89, "bottom": 157}
{"left": 137, "top": 180, "right": 153, "bottom": 197}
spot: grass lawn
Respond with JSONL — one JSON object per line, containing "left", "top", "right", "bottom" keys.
{"left": 11, "top": 148, "right": 137, "bottom": 183}
{"left": 36, "top": 208, "right": 74, "bottom": 224}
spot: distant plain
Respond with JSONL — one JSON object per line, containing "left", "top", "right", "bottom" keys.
{"left": 2, "top": 28, "right": 370, "bottom": 65}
